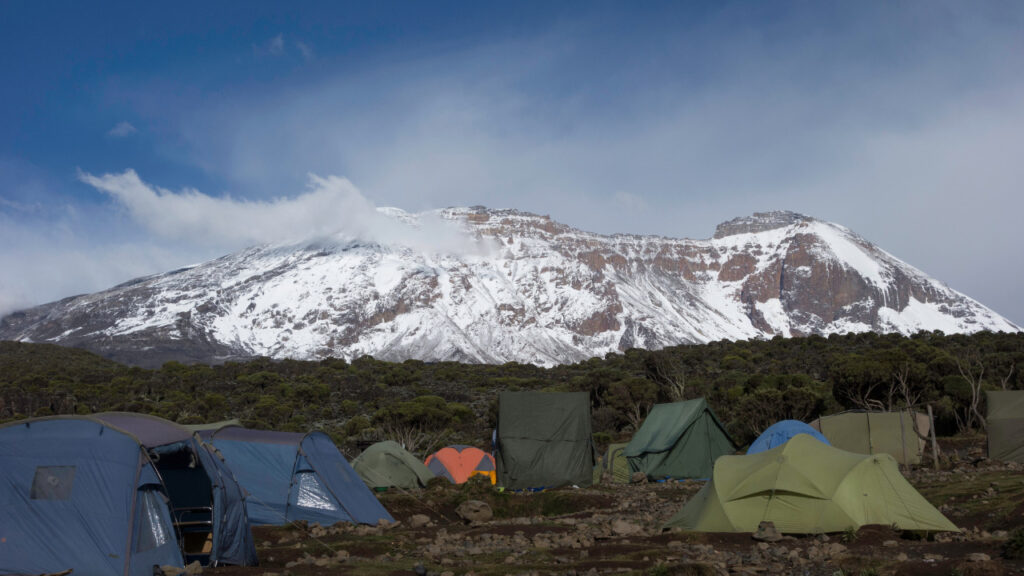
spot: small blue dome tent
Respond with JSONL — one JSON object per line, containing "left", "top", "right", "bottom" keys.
{"left": 0, "top": 417, "right": 184, "bottom": 576}
{"left": 205, "top": 426, "right": 393, "bottom": 526}
{"left": 747, "top": 420, "right": 830, "bottom": 454}
{"left": 92, "top": 412, "right": 258, "bottom": 566}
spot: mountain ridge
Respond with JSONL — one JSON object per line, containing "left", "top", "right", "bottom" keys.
{"left": 1, "top": 208, "right": 1016, "bottom": 367}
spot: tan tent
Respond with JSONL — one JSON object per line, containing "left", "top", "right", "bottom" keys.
{"left": 809, "top": 410, "right": 929, "bottom": 465}
{"left": 665, "top": 435, "right": 957, "bottom": 534}
{"left": 986, "top": 390, "right": 1024, "bottom": 463}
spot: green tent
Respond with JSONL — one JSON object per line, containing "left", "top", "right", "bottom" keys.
{"left": 495, "top": 391, "right": 595, "bottom": 490}
{"left": 986, "top": 390, "right": 1024, "bottom": 463}
{"left": 665, "top": 434, "right": 958, "bottom": 534}
{"left": 593, "top": 443, "right": 631, "bottom": 484}
{"left": 352, "top": 441, "right": 435, "bottom": 490}
{"left": 809, "top": 410, "right": 928, "bottom": 465}
{"left": 624, "top": 398, "right": 736, "bottom": 480}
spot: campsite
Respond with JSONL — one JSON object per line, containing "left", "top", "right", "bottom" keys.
{"left": 2, "top": 333, "right": 1024, "bottom": 575}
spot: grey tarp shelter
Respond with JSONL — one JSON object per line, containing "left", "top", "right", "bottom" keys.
{"left": 495, "top": 391, "right": 595, "bottom": 490}
{"left": 93, "top": 412, "right": 258, "bottom": 566}
{"left": 624, "top": 398, "right": 736, "bottom": 480}
{"left": 204, "top": 426, "right": 394, "bottom": 526}
{"left": 0, "top": 416, "right": 185, "bottom": 576}
{"left": 352, "top": 440, "right": 435, "bottom": 490}
{"left": 986, "top": 390, "right": 1024, "bottom": 462}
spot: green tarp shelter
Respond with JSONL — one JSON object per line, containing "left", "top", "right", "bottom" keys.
{"left": 495, "top": 391, "right": 595, "bottom": 490}
{"left": 986, "top": 390, "right": 1024, "bottom": 463}
{"left": 593, "top": 442, "right": 630, "bottom": 484}
{"left": 624, "top": 398, "right": 736, "bottom": 480}
{"left": 809, "top": 410, "right": 929, "bottom": 465}
{"left": 665, "top": 434, "right": 958, "bottom": 534}
{"left": 352, "top": 441, "right": 435, "bottom": 490}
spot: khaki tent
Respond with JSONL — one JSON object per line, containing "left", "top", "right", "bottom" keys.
{"left": 986, "top": 390, "right": 1024, "bottom": 463}
{"left": 495, "top": 391, "right": 595, "bottom": 490}
{"left": 809, "top": 410, "right": 929, "bottom": 465}
{"left": 665, "top": 434, "right": 958, "bottom": 534}
{"left": 593, "top": 443, "right": 630, "bottom": 484}
{"left": 352, "top": 441, "right": 435, "bottom": 490}
{"left": 625, "top": 398, "right": 736, "bottom": 480}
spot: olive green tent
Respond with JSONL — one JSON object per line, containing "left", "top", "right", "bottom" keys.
{"left": 809, "top": 410, "right": 929, "bottom": 465}
{"left": 624, "top": 398, "right": 736, "bottom": 480}
{"left": 665, "top": 434, "right": 958, "bottom": 534}
{"left": 986, "top": 390, "right": 1024, "bottom": 463}
{"left": 352, "top": 441, "right": 435, "bottom": 490}
{"left": 495, "top": 391, "right": 595, "bottom": 490}
{"left": 593, "top": 443, "right": 630, "bottom": 484}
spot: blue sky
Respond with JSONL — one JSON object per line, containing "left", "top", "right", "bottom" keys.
{"left": 1, "top": 1, "right": 1023, "bottom": 325}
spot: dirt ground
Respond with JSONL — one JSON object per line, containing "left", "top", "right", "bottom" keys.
{"left": 208, "top": 446, "right": 1024, "bottom": 576}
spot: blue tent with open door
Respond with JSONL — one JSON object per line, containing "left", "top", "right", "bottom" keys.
{"left": 0, "top": 417, "right": 185, "bottom": 576}
{"left": 205, "top": 426, "right": 393, "bottom": 526}
{"left": 747, "top": 419, "right": 830, "bottom": 454}
{"left": 93, "top": 412, "right": 258, "bottom": 566}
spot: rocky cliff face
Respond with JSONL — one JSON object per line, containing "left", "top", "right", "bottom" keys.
{"left": 0, "top": 209, "right": 1016, "bottom": 367}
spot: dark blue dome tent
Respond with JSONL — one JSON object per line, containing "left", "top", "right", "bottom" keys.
{"left": 0, "top": 417, "right": 185, "bottom": 576}
{"left": 204, "top": 425, "right": 393, "bottom": 526}
{"left": 91, "top": 412, "right": 258, "bottom": 567}
{"left": 747, "top": 419, "right": 830, "bottom": 454}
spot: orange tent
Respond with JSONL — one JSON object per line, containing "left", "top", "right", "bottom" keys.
{"left": 424, "top": 445, "right": 496, "bottom": 484}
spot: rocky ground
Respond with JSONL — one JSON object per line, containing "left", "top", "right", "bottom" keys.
{"left": 208, "top": 450, "right": 1024, "bottom": 576}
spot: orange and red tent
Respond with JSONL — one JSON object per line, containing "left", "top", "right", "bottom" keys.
{"left": 424, "top": 445, "right": 496, "bottom": 484}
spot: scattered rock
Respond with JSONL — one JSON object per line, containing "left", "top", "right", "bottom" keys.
{"left": 409, "top": 514, "right": 431, "bottom": 528}
{"left": 752, "top": 521, "right": 782, "bottom": 543}
{"left": 968, "top": 553, "right": 991, "bottom": 562}
{"left": 456, "top": 500, "right": 494, "bottom": 523}
{"left": 611, "top": 519, "right": 642, "bottom": 536}
{"left": 630, "top": 472, "right": 648, "bottom": 484}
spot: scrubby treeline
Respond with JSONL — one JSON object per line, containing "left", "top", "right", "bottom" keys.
{"left": 1, "top": 330, "right": 1022, "bottom": 454}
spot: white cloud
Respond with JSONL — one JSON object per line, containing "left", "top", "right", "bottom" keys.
{"left": 107, "top": 121, "right": 137, "bottom": 138}
{"left": 296, "top": 41, "right": 314, "bottom": 61}
{"left": 77, "top": 169, "right": 494, "bottom": 256}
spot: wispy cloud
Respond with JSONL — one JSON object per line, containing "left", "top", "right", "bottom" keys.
{"left": 253, "top": 33, "right": 285, "bottom": 57}
{"left": 107, "top": 121, "right": 137, "bottom": 138}
{"left": 296, "top": 41, "right": 314, "bottom": 61}
{"left": 77, "top": 169, "right": 493, "bottom": 256}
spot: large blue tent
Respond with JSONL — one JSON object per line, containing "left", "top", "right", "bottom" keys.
{"left": 0, "top": 417, "right": 185, "bottom": 576}
{"left": 93, "top": 413, "right": 258, "bottom": 566}
{"left": 206, "top": 426, "right": 393, "bottom": 526}
{"left": 747, "top": 420, "right": 830, "bottom": 454}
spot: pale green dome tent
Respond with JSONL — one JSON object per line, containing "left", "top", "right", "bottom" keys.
{"left": 593, "top": 442, "right": 631, "bottom": 484}
{"left": 624, "top": 398, "right": 736, "bottom": 480}
{"left": 352, "top": 441, "right": 435, "bottom": 490}
{"left": 665, "top": 434, "right": 957, "bottom": 534}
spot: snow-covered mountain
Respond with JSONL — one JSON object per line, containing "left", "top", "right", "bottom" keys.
{"left": 1, "top": 209, "right": 1017, "bottom": 367}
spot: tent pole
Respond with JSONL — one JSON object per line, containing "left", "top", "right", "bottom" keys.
{"left": 927, "top": 404, "right": 940, "bottom": 470}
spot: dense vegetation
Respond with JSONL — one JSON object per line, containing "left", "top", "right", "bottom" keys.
{"left": 1, "top": 330, "right": 1022, "bottom": 455}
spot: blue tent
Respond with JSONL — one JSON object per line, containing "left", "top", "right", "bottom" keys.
{"left": 206, "top": 426, "right": 393, "bottom": 526}
{"left": 747, "top": 420, "right": 830, "bottom": 454}
{"left": 0, "top": 417, "right": 185, "bottom": 576}
{"left": 93, "top": 413, "right": 258, "bottom": 566}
